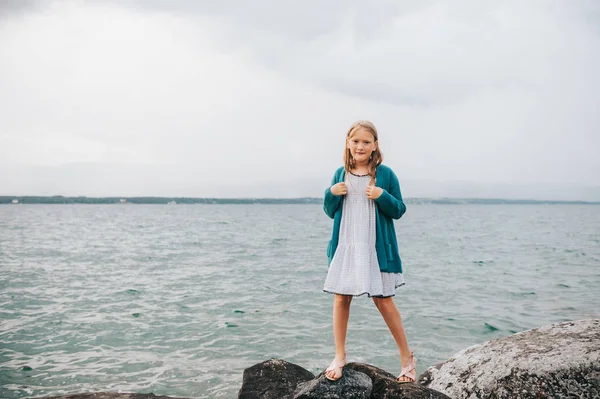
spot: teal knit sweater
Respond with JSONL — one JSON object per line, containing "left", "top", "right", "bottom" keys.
{"left": 323, "top": 164, "right": 407, "bottom": 274}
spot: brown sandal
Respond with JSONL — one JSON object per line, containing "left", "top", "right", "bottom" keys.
{"left": 397, "top": 352, "right": 417, "bottom": 383}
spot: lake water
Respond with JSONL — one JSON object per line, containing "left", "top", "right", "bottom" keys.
{"left": 1, "top": 204, "right": 599, "bottom": 398}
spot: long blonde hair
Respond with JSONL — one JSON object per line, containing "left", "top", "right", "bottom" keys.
{"left": 343, "top": 120, "right": 383, "bottom": 184}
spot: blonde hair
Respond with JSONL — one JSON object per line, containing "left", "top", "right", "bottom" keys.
{"left": 343, "top": 120, "right": 383, "bottom": 184}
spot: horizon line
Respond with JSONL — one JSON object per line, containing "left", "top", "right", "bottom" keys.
{"left": 1, "top": 195, "right": 599, "bottom": 204}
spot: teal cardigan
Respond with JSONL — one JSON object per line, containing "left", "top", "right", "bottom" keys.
{"left": 324, "top": 164, "right": 406, "bottom": 274}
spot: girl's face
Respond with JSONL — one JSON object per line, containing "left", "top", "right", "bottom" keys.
{"left": 347, "top": 128, "right": 377, "bottom": 166}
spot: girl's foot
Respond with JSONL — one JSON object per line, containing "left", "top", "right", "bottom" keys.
{"left": 325, "top": 355, "right": 347, "bottom": 381}
{"left": 397, "top": 352, "right": 417, "bottom": 383}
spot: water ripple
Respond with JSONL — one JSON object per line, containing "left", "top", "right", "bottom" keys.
{"left": 0, "top": 204, "right": 599, "bottom": 398}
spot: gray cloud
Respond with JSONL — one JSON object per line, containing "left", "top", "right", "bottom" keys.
{"left": 0, "top": 0, "right": 599, "bottom": 198}
{"left": 103, "top": 1, "right": 600, "bottom": 108}
{"left": 100, "top": 0, "right": 349, "bottom": 40}
{"left": 0, "top": 0, "right": 43, "bottom": 19}
{"left": 0, "top": 0, "right": 38, "bottom": 12}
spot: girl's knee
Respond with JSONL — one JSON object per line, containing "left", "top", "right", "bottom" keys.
{"left": 334, "top": 294, "right": 352, "bottom": 307}
{"left": 372, "top": 297, "right": 394, "bottom": 311}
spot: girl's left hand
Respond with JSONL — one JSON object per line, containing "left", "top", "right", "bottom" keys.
{"left": 365, "top": 186, "right": 383, "bottom": 199}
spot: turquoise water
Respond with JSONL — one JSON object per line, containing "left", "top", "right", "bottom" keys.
{"left": 1, "top": 204, "right": 599, "bottom": 398}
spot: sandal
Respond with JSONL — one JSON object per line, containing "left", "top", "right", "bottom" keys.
{"left": 325, "top": 357, "right": 347, "bottom": 381}
{"left": 397, "top": 352, "right": 417, "bottom": 383}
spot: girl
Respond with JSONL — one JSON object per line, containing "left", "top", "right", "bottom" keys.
{"left": 322, "top": 120, "right": 416, "bottom": 383}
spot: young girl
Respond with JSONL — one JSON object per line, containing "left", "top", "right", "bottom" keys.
{"left": 322, "top": 120, "right": 416, "bottom": 383}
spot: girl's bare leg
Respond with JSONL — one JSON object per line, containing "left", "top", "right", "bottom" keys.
{"left": 326, "top": 294, "right": 352, "bottom": 379}
{"left": 372, "top": 297, "right": 413, "bottom": 382}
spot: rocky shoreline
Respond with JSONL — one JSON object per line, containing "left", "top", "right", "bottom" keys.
{"left": 36, "top": 319, "right": 600, "bottom": 399}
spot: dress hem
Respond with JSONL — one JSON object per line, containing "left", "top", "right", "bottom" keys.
{"left": 323, "top": 282, "right": 406, "bottom": 298}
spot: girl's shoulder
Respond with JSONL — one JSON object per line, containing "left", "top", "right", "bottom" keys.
{"left": 376, "top": 164, "right": 396, "bottom": 176}
{"left": 333, "top": 166, "right": 346, "bottom": 180}
{"left": 376, "top": 164, "right": 401, "bottom": 184}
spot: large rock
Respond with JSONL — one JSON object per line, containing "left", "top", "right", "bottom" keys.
{"left": 346, "top": 363, "right": 450, "bottom": 399}
{"left": 238, "top": 359, "right": 315, "bottom": 399}
{"left": 238, "top": 358, "right": 450, "bottom": 398}
{"left": 418, "top": 319, "right": 600, "bottom": 399}
{"left": 294, "top": 368, "right": 372, "bottom": 398}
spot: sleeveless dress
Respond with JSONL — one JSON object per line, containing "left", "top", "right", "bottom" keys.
{"left": 323, "top": 172, "right": 405, "bottom": 297}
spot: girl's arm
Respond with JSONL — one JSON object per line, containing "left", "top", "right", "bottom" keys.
{"left": 375, "top": 170, "right": 407, "bottom": 219}
{"left": 323, "top": 174, "right": 343, "bottom": 219}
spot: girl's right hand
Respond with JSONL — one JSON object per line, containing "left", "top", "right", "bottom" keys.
{"left": 330, "top": 182, "right": 347, "bottom": 196}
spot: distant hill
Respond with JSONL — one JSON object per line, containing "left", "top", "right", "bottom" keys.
{"left": 1, "top": 196, "right": 598, "bottom": 205}
{"left": 2, "top": 163, "right": 600, "bottom": 201}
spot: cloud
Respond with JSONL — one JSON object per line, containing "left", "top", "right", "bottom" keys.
{"left": 99, "top": 1, "right": 600, "bottom": 106}
{"left": 0, "top": 1, "right": 599, "bottom": 197}
{"left": 0, "top": 0, "right": 42, "bottom": 18}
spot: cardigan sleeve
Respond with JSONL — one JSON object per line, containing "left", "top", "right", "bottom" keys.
{"left": 323, "top": 171, "right": 343, "bottom": 219}
{"left": 374, "top": 169, "right": 407, "bottom": 220}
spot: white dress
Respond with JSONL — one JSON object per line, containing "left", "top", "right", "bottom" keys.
{"left": 323, "top": 172, "right": 405, "bottom": 297}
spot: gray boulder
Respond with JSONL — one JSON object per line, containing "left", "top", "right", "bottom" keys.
{"left": 238, "top": 358, "right": 450, "bottom": 398}
{"left": 418, "top": 319, "right": 600, "bottom": 399}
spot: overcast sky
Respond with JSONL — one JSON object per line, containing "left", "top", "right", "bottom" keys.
{"left": 1, "top": 0, "right": 599, "bottom": 199}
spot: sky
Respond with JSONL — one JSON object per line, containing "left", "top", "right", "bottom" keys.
{"left": 1, "top": 0, "right": 599, "bottom": 200}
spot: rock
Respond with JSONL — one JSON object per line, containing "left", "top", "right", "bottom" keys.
{"left": 293, "top": 368, "right": 372, "bottom": 398}
{"left": 40, "top": 394, "right": 186, "bottom": 399}
{"left": 238, "top": 358, "right": 315, "bottom": 399}
{"left": 238, "top": 359, "right": 450, "bottom": 399}
{"left": 419, "top": 319, "right": 600, "bottom": 399}
{"left": 346, "top": 363, "right": 451, "bottom": 399}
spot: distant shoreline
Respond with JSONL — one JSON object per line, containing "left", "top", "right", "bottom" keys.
{"left": 1, "top": 196, "right": 599, "bottom": 205}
